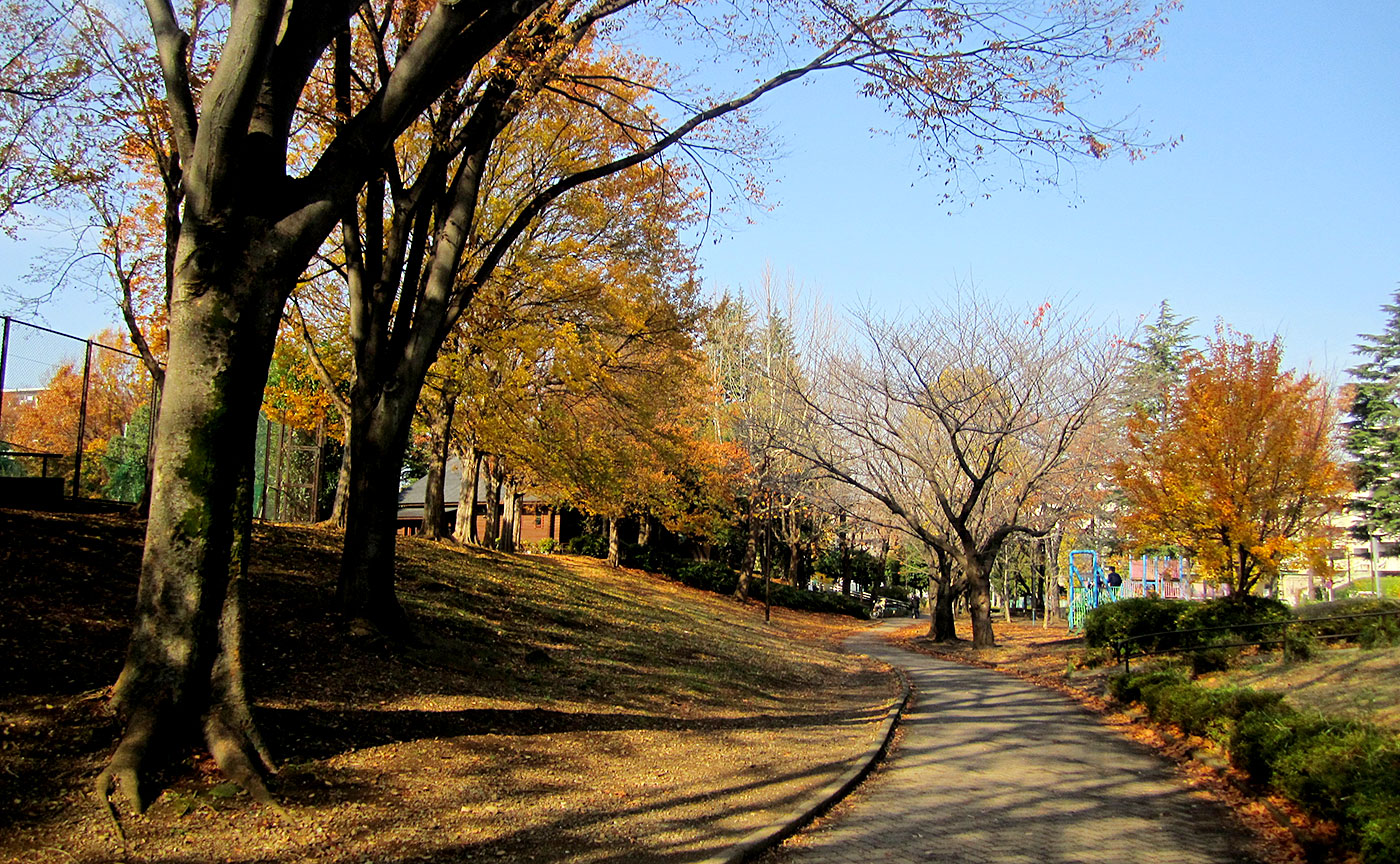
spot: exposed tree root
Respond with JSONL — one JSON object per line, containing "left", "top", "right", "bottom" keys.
{"left": 95, "top": 709, "right": 156, "bottom": 831}
{"left": 96, "top": 706, "right": 293, "bottom": 836}
{"left": 204, "top": 714, "right": 293, "bottom": 824}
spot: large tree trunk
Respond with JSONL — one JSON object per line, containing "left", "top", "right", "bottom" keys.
{"left": 337, "top": 387, "right": 418, "bottom": 638}
{"left": 483, "top": 459, "right": 502, "bottom": 548}
{"left": 420, "top": 392, "right": 455, "bottom": 540}
{"left": 966, "top": 553, "right": 996, "bottom": 648}
{"left": 927, "top": 547, "right": 958, "bottom": 642}
{"left": 453, "top": 445, "right": 479, "bottom": 543}
{"left": 498, "top": 479, "right": 518, "bottom": 553}
{"left": 98, "top": 268, "right": 284, "bottom": 815}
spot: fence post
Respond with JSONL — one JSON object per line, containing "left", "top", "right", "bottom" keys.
{"left": 72, "top": 340, "right": 94, "bottom": 498}
{"left": 0, "top": 316, "right": 10, "bottom": 435}
{"left": 258, "top": 414, "right": 271, "bottom": 519}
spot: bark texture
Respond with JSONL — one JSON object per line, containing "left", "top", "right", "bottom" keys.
{"left": 98, "top": 251, "right": 285, "bottom": 815}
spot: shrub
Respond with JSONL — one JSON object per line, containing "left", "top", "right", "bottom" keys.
{"left": 1189, "top": 646, "right": 1231, "bottom": 676}
{"left": 1281, "top": 626, "right": 1316, "bottom": 661}
{"left": 565, "top": 533, "right": 607, "bottom": 558}
{"left": 1359, "top": 616, "right": 1400, "bottom": 649}
{"left": 1107, "top": 666, "right": 1187, "bottom": 705}
{"left": 623, "top": 542, "right": 678, "bottom": 577}
{"left": 666, "top": 564, "right": 869, "bottom": 619}
{"left": 1175, "top": 594, "right": 1291, "bottom": 649}
{"left": 1084, "top": 597, "right": 1190, "bottom": 652}
{"left": 767, "top": 584, "right": 869, "bottom": 619}
{"left": 1104, "top": 675, "right": 1400, "bottom": 864}
{"left": 675, "top": 561, "right": 740, "bottom": 595}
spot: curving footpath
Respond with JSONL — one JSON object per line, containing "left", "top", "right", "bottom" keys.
{"left": 764, "top": 621, "right": 1261, "bottom": 864}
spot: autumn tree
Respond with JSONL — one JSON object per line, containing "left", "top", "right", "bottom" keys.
{"left": 0, "top": 0, "right": 97, "bottom": 230}
{"left": 703, "top": 278, "right": 834, "bottom": 603}
{"left": 783, "top": 294, "right": 1124, "bottom": 647}
{"left": 1345, "top": 291, "right": 1400, "bottom": 542}
{"left": 4, "top": 329, "right": 152, "bottom": 491}
{"left": 1115, "top": 329, "right": 1350, "bottom": 596}
{"left": 97, "top": 0, "right": 1177, "bottom": 810}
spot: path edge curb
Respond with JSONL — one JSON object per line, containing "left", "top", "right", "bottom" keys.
{"left": 698, "top": 657, "right": 911, "bottom": 864}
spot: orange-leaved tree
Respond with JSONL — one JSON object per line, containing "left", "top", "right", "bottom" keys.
{"left": 1114, "top": 329, "right": 1350, "bottom": 596}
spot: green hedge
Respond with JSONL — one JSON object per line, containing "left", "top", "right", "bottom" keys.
{"left": 1085, "top": 598, "right": 1190, "bottom": 651}
{"left": 1110, "top": 670, "right": 1400, "bottom": 863}
{"left": 674, "top": 561, "right": 740, "bottom": 595}
{"left": 766, "top": 583, "right": 870, "bottom": 618}
{"left": 670, "top": 563, "right": 869, "bottom": 619}
{"left": 1084, "top": 595, "right": 1292, "bottom": 654}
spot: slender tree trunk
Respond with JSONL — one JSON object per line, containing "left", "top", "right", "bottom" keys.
{"left": 452, "top": 445, "right": 477, "bottom": 543}
{"left": 325, "top": 410, "right": 352, "bottom": 529}
{"left": 637, "top": 516, "right": 651, "bottom": 546}
{"left": 763, "top": 517, "right": 772, "bottom": 622}
{"left": 607, "top": 516, "right": 620, "bottom": 567}
{"left": 785, "top": 532, "right": 800, "bottom": 587}
{"left": 840, "top": 536, "right": 851, "bottom": 595}
{"left": 421, "top": 392, "right": 455, "bottom": 540}
{"left": 735, "top": 505, "right": 758, "bottom": 600}
{"left": 1044, "top": 529, "right": 1063, "bottom": 627}
{"left": 98, "top": 265, "right": 283, "bottom": 815}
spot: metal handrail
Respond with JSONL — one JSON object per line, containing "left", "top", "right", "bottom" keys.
{"left": 1114, "top": 608, "right": 1400, "bottom": 674}
{"left": 0, "top": 441, "right": 63, "bottom": 478}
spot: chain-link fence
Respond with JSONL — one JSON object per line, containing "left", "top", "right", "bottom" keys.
{"left": 255, "top": 413, "right": 326, "bottom": 523}
{"left": 0, "top": 317, "right": 159, "bottom": 505}
{"left": 2, "top": 316, "right": 336, "bottom": 521}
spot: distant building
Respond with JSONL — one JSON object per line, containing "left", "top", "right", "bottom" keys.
{"left": 395, "top": 456, "right": 576, "bottom": 545}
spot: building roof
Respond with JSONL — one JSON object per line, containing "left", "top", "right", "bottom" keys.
{"left": 397, "top": 455, "right": 544, "bottom": 519}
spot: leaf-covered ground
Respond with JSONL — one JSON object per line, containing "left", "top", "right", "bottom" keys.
{"left": 0, "top": 507, "right": 897, "bottom": 863}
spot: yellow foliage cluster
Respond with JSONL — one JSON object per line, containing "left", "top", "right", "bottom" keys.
{"left": 1114, "top": 330, "right": 1350, "bottom": 594}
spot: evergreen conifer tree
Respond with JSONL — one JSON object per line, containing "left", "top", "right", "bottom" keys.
{"left": 1346, "top": 291, "right": 1400, "bottom": 538}
{"left": 1122, "top": 300, "right": 1197, "bottom": 418}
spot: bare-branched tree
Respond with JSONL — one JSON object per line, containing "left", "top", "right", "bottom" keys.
{"left": 780, "top": 292, "right": 1124, "bottom": 647}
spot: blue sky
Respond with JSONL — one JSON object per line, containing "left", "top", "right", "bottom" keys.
{"left": 694, "top": 1, "right": 1400, "bottom": 379}
{"left": 3, "top": 1, "right": 1396, "bottom": 380}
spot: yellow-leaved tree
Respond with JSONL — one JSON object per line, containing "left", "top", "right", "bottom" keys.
{"left": 1114, "top": 329, "right": 1350, "bottom": 596}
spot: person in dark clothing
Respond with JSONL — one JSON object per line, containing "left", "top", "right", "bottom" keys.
{"left": 1106, "top": 566, "right": 1122, "bottom": 588}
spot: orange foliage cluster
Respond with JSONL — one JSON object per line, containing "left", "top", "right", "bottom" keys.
{"left": 1114, "top": 329, "right": 1350, "bottom": 594}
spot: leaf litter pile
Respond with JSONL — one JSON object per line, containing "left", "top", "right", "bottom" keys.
{"left": 0, "top": 508, "right": 897, "bottom": 863}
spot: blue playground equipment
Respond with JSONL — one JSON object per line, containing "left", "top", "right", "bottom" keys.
{"left": 1066, "top": 549, "right": 1108, "bottom": 631}
{"left": 1067, "top": 552, "right": 1197, "bottom": 630}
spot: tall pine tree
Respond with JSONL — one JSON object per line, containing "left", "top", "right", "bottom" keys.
{"left": 1346, "top": 291, "right": 1400, "bottom": 538}
{"left": 1122, "top": 300, "right": 1197, "bottom": 418}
